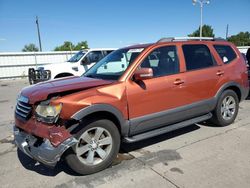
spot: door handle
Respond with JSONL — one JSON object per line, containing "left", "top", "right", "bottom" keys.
{"left": 174, "top": 79, "right": 185, "bottom": 85}
{"left": 216, "top": 70, "right": 224, "bottom": 76}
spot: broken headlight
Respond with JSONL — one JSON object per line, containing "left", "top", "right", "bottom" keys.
{"left": 35, "top": 103, "right": 62, "bottom": 123}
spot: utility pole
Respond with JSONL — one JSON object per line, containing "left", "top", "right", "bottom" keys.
{"left": 226, "top": 24, "right": 229, "bottom": 39}
{"left": 36, "top": 16, "right": 42, "bottom": 51}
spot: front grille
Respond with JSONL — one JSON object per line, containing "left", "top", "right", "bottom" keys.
{"left": 15, "top": 96, "right": 32, "bottom": 120}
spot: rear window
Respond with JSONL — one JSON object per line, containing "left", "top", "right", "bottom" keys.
{"left": 182, "top": 44, "right": 215, "bottom": 71}
{"left": 214, "top": 45, "right": 237, "bottom": 64}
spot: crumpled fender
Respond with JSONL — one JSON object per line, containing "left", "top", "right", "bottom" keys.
{"left": 15, "top": 117, "right": 72, "bottom": 147}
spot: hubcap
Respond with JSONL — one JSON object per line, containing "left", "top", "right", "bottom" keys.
{"left": 75, "top": 127, "right": 112, "bottom": 166}
{"left": 221, "top": 96, "right": 236, "bottom": 121}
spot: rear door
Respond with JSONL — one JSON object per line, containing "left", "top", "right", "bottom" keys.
{"left": 179, "top": 43, "right": 223, "bottom": 111}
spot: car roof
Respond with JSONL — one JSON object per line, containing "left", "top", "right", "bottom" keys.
{"left": 121, "top": 37, "right": 234, "bottom": 50}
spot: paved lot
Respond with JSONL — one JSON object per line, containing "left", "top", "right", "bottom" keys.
{"left": 0, "top": 79, "right": 250, "bottom": 188}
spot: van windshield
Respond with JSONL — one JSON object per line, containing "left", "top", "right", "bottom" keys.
{"left": 84, "top": 48, "right": 144, "bottom": 80}
{"left": 67, "top": 51, "right": 86, "bottom": 63}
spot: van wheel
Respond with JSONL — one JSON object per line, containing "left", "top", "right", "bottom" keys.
{"left": 65, "top": 119, "right": 120, "bottom": 175}
{"left": 210, "top": 90, "right": 239, "bottom": 126}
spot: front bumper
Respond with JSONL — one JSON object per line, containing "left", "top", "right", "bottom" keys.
{"left": 14, "top": 126, "right": 77, "bottom": 167}
{"left": 28, "top": 68, "right": 51, "bottom": 85}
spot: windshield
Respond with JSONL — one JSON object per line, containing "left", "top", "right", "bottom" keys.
{"left": 84, "top": 48, "right": 144, "bottom": 80}
{"left": 67, "top": 51, "right": 86, "bottom": 63}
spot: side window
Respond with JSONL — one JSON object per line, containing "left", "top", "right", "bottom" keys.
{"left": 106, "top": 50, "right": 113, "bottom": 55}
{"left": 87, "top": 51, "right": 103, "bottom": 63}
{"left": 140, "top": 46, "right": 179, "bottom": 77}
{"left": 214, "top": 45, "right": 237, "bottom": 64}
{"left": 182, "top": 44, "right": 215, "bottom": 71}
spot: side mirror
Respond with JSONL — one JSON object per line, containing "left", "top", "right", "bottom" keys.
{"left": 134, "top": 68, "right": 153, "bottom": 81}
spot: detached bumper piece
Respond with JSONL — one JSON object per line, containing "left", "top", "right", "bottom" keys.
{"left": 28, "top": 68, "right": 51, "bottom": 85}
{"left": 14, "top": 126, "right": 77, "bottom": 167}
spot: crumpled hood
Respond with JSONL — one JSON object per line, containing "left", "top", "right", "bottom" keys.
{"left": 21, "top": 76, "right": 114, "bottom": 104}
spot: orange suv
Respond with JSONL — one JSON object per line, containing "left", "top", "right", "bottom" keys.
{"left": 14, "top": 37, "right": 249, "bottom": 174}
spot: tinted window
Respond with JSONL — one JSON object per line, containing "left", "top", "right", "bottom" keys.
{"left": 182, "top": 44, "right": 214, "bottom": 71}
{"left": 214, "top": 45, "right": 237, "bottom": 64}
{"left": 140, "top": 46, "right": 179, "bottom": 77}
{"left": 87, "top": 51, "right": 103, "bottom": 63}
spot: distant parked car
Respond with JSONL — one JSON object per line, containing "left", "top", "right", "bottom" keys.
{"left": 241, "top": 53, "right": 250, "bottom": 83}
{"left": 241, "top": 53, "right": 247, "bottom": 64}
{"left": 28, "top": 48, "right": 116, "bottom": 84}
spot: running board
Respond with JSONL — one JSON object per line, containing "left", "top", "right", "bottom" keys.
{"left": 123, "top": 113, "right": 212, "bottom": 143}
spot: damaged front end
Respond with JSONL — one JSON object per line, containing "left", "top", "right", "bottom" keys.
{"left": 14, "top": 95, "right": 78, "bottom": 167}
{"left": 14, "top": 126, "right": 77, "bottom": 167}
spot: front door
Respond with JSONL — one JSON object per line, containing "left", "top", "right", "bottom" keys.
{"left": 126, "top": 45, "right": 187, "bottom": 135}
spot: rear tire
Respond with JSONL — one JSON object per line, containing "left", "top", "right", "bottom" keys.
{"left": 65, "top": 119, "right": 120, "bottom": 175}
{"left": 210, "top": 90, "right": 239, "bottom": 126}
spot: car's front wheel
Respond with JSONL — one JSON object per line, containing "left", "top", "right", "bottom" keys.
{"left": 65, "top": 119, "right": 120, "bottom": 175}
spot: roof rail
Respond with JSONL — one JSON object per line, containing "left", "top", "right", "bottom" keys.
{"left": 156, "top": 37, "right": 226, "bottom": 43}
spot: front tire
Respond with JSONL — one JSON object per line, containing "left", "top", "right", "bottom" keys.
{"left": 65, "top": 119, "right": 120, "bottom": 175}
{"left": 210, "top": 90, "right": 239, "bottom": 126}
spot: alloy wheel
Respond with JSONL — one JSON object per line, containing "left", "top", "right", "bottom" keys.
{"left": 75, "top": 127, "right": 113, "bottom": 165}
{"left": 221, "top": 96, "right": 236, "bottom": 121}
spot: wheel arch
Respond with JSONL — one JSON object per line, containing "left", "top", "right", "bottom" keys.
{"left": 54, "top": 72, "right": 74, "bottom": 79}
{"left": 70, "top": 104, "right": 129, "bottom": 137}
{"left": 216, "top": 82, "right": 242, "bottom": 102}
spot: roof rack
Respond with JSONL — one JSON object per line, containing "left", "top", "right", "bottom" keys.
{"left": 156, "top": 37, "right": 226, "bottom": 43}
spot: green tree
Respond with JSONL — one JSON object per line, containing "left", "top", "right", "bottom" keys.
{"left": 188, "top": 25, "right": 215, "bottom": 37}
{"left": 227, "top": 32, "right": 250, "bottom": 46}
{"left": 54, "top": 41, "right": 74, "bottom": 51}
{"left": 74, "top": 41, "right": 88, "bottom": 50}
{"left": 54, "top": 41, "right": 89, "bottom": 51}
{"left": 22, "top": 43, "right": 39, "bottom": 52}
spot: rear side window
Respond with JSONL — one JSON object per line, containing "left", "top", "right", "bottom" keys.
{"left": 182, "top": 44, "right": 214, "bottom": 71}
{"left": 214, "top": 45, "right": 237, "bottom": 64}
